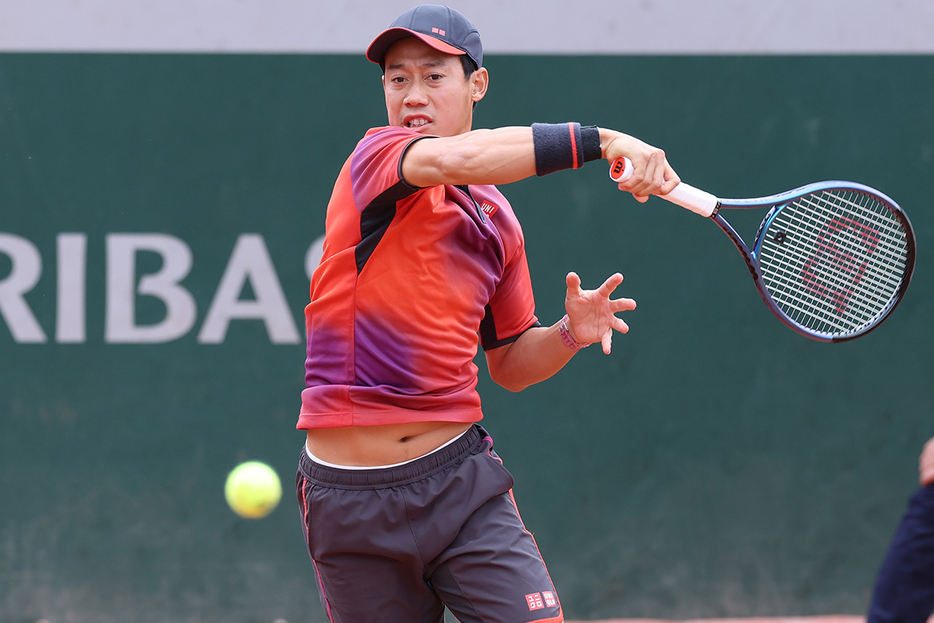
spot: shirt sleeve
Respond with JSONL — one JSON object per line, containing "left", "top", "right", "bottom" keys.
{"left": 350, "top": 126, "right": 432, "bottom": 211}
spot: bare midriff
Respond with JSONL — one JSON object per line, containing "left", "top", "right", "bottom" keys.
{"left": 305, "top": 421, "right": 474, "bottom": 467}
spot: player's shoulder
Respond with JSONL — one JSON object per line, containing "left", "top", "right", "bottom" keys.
{"left": 357, "top": 125, "right": 426, "bottom": 150}
{"left": 352, "top": 126, "right": 432, "bottom": 170}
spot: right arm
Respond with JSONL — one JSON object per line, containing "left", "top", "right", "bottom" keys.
{"left": 400, "top": 126, "right": 680, "bottom": 201}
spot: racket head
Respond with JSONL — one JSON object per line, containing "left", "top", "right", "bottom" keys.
{"left": 744, "top": 182, "right": 915, "bottom": 342}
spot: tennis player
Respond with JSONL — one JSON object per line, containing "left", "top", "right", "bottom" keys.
{"left": 867, "top": 435, "right": 934, "bottom": 623}
{"left": 295, "top": 5, "right": 679, "bottom": 622}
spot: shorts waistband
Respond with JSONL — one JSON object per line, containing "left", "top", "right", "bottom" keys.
{"left": 298, "top": 424, "right": 490, "bottom": 489}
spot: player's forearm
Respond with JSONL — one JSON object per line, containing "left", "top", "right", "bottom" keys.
{"left": 485, "top": 324, "right": 576, "bottom": 392}
{"left": 401, "top": 126, "right": 537, "bottom": 188}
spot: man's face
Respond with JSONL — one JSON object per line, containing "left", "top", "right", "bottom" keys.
{"left": 382, "top": 37, "right": 486, "bottom": 137}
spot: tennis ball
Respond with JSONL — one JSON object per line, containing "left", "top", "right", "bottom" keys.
{"left": 224, "top": 461, "right": 282, "bottom": 519}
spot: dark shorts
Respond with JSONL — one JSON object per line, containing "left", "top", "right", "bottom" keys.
{"left": 295, "top": 424, "right": 564, "bottom": 623}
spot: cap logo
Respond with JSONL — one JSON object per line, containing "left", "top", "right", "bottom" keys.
{"left": 431, "top": 27, "right": 446, "bottom": 36}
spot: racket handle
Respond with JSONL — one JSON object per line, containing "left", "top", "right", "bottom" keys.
{"left": 609, "top": 157, "right": 719, "bottom": 218}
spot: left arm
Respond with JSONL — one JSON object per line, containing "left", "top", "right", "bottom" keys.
{"left": 485, "top": 272, "right": 635, "bottom": 392}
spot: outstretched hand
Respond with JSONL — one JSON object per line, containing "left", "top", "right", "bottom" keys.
{"left": 921, "top": 436, "right": 934, "bottom": 487}
{"left": 564, "top": 272, "right": 637, "bottom": 355}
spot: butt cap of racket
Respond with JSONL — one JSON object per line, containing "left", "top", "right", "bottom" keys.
{"left": 609, "top": 157, "right": 634, "bottom": 183}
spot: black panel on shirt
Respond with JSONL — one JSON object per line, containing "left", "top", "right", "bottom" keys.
{"left": 355, "top": 134, "right": 432, "bottom": 274}
{"left": 479, "top": 303, "right": 542, "bottom": 350}
{"left": 355, "top": 181, "right": 418, "bottom": 274}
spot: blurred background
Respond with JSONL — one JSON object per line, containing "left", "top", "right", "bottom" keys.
{"left": 1, "top": 1, "right": 932, "bottom": 622}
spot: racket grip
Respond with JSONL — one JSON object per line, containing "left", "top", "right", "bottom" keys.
{"left": 663, "top": 184, "right": 719, "bottom": 218}
{"left": 608, "top": 157, "right": 718, "bottom": 218}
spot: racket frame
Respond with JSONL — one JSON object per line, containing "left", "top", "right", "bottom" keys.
{"left": 709, "top": 181, "right": 916, "bottom": 342}
{"left": 609, "top": 156, "right": 916, "bottom": 341}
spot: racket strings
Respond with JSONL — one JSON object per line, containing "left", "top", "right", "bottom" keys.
{"left": 765, "top": 198, "right": 905, "bottom": 330}
{"left": 771, "top": 197, "right": 905, "bottom": 306}
{"left": 761, "top": 192, "right": 907, "bottom": 331}
{"left": 757, "top": 189, "right": 910, "bottom": 336}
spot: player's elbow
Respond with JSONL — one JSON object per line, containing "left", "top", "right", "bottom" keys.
{"left": 485, "top": 341, "right": 537, "bottom": 392}
{"left": 492, "top": 375, "right": 529, "bottom": 393}
{"left": 488, "top": 365, "right": 531, "bottom": 392}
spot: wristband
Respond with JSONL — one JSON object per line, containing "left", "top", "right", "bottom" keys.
{"left": 558, "top": 314, "right": 591, "bottom": 353}
{"left": 531, "top": 123, "right": 602, "bottom": 176}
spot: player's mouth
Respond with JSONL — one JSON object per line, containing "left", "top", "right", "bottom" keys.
{"left": 404, "top": 116, "right": 432, "bottom": 130}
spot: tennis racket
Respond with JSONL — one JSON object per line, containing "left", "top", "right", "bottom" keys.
{"left": 609, "top": 157, "right": 916, "bottom": 342}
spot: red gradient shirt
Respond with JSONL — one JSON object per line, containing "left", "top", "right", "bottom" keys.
{"left": 298, "top": 126, "right": 539, "bottom": 429}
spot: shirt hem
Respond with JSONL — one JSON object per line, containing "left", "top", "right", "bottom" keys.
{"left": 296, "top": 408, "right": 484, "bottom": 430}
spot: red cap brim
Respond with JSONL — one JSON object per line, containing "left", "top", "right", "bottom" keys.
{"left": 366, "top": 27, "right": 466, "bottom": 65}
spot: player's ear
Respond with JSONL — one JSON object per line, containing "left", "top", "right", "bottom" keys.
{"left": 470, "top": 67, "right": 489, "bottom": 103}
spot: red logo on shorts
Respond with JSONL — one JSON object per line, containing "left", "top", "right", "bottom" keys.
{"left": 526, "top": 591, "right": 557, "bottom": 611}
{"left": 526, "top": 593, "right": 544, "bottom": 610}
{"left": 479, "top": 201, "right": 499, "bottom": 217}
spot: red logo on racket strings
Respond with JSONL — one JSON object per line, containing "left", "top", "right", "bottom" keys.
{"left": 479, "top": 200, "right": 499, "bottom": 217}
{"left": 525, "top": 591, "right": 557, "bottom": 611}
{"left": 801, "top": 216, "right": 880, "bottom": 314}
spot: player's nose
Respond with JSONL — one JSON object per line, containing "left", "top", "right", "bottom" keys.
{"left": 404, "top": 81, "right": 429, "bottom": 105}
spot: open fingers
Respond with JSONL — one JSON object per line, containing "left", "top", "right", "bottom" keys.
{"left": 609, "top": 297, "right": 637, "bottom": 313}
{"left": 596, "top": 272, "right": 624, "bottom": 297}
{"left": 565, "top": 271, "right": 583, "bottom": 298}
{"left": 600, "top": 312, "right": 633, "bottom": 354}
{"left": 565, "top": 272, "right": 635, "bottom": 354}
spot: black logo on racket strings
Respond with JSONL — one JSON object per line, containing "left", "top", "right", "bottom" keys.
{"left": 774, "top": 231, "right": 787, "bottom": 244}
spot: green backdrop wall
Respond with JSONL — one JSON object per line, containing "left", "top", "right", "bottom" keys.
{"left": 1, "top": 53, "right": 932, "bottom": 623}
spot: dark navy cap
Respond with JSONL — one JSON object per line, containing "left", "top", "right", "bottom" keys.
{"left": 366, "top": 4, "right": 483, "bottom": 68}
